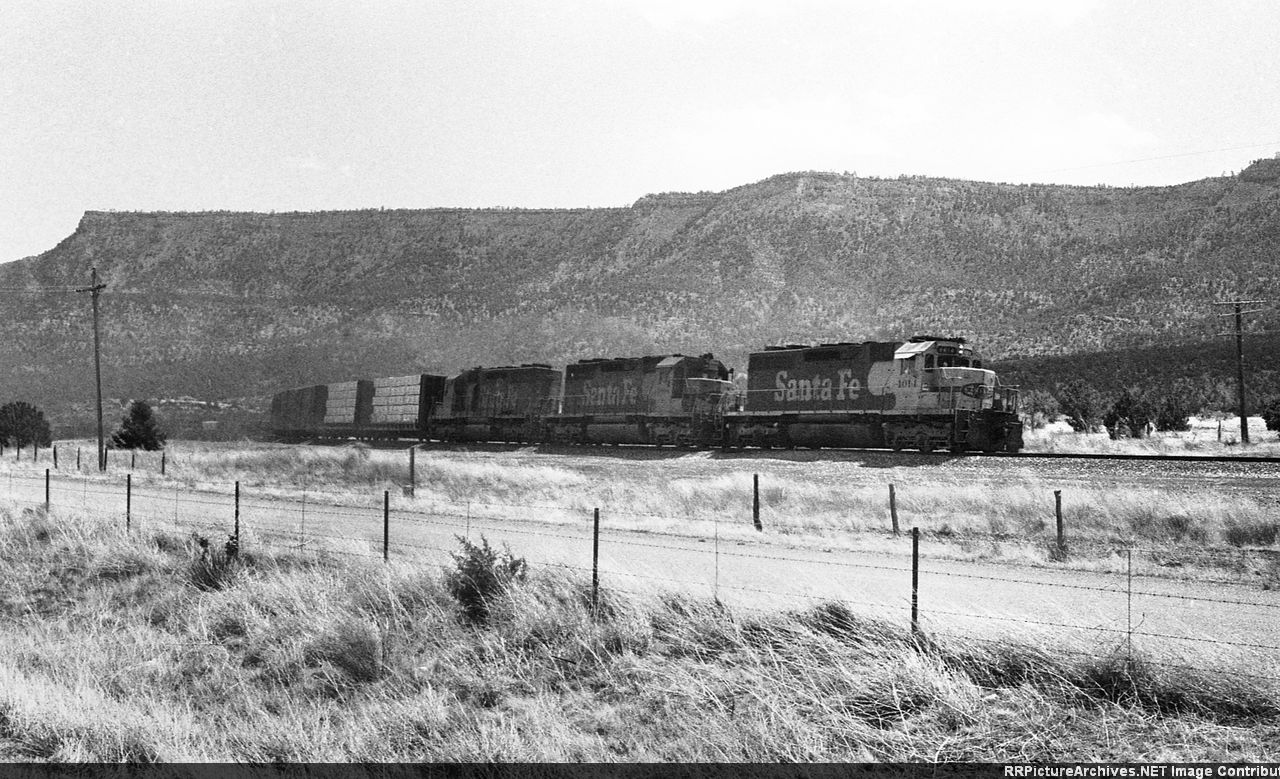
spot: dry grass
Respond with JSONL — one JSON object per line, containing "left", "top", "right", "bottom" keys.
{"left": 7, "top": 436, "right": 1278, "bottom": 585}
{"left": 0, "top": 503, "right": 1276, "bottom": 761}
{"left": 1024, "top": 416, "right": 1280, "bottom": 457}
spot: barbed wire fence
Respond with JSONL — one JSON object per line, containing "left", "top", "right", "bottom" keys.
{"left": 1, "top": 461, "right": 1278, "bottom": 687}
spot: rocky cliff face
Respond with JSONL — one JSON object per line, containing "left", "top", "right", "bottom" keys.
{"left": 3, "top": 162, "right": 1279, "bottom": 433}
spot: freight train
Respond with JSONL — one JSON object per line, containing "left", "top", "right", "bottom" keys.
{"left": 269, "top": 336, "right": 1023, "bottom": 453}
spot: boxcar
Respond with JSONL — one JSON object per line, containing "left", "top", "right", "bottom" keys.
{"left": 321, "top": 379, "right": 374, "bottom": 436}
{"left": 364, "top": 373, "right": 448, "bottom": 439}
{"left": 269, "top": 384, "right": 328, "bottom": 441}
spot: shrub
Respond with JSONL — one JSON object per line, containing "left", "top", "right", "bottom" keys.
{"left": 1104, "top": 388, "right": 1154, "bottom": 439}
{"left": 444, "top": 535, "right": 527, "bottom": 625}
{"left": 1020, "top": 390, "right": 1061, "bottom": 430}
{"left": 1263, "top": 398, "right": 1280, "bottom": 433}
{"left": 1053, "top": 380, "right": 1105, "bottom": 433}
{"left": 1224, "top": 519, "right": 1279, "bottom": 548}
{"left": 0, "top": 400, "right": 53, "bottom": 447}
{"left": 1153, "top": 396, "right": 1194, "bottom": 432}
{"left": 111, "top": 400, "right": 167, "bottom": 451}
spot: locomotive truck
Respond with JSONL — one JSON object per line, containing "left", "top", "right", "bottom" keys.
{"left": 268, "top": 336, "right": 1022, "bottom": 453}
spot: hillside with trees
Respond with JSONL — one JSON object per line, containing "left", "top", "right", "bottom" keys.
{"left": 2, "top": 158, "right": 1279, "bottom": 435}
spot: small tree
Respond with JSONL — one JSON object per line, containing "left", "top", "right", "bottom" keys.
{"left": 1104, "top": 388, "right": 1155, "bottom": 439}
{"left": 1053, "top": 380, "right": 1105, "bottom": 433}
{"left": 1262, "top": 398, "right": 1280, "bottom": 434}
{"left": 1153, "top": 395, "right": 1194, "bottom": 433}
{"left": 1020, "top": 390, "right": 1061, "bottom": 430}
{"left": 0, "top": 401, "right": 53, "bottom": 448}
{"left": 111, "top": 400, "right": 167, "bottom": 450}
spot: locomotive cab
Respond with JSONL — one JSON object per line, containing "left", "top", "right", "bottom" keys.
{"left": 892, "top": 338, "right": 996, "bottom": 413}
{"left": 888, "top": 337, "right": 1022, "bottom": 452}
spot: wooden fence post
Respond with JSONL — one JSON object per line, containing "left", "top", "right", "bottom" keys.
{"left": 890, "top": 483, "right": 900, "bottom": 535}
{"left": 592, "top": 507, "right": 600, "bottom": 614}
{"left": 1054, "top": 489, "right": 1065, "bottom": 555}
{"left": 911, "top": 526, "right": 920, "bottom": 634}
{"left": 752, "top": 473, "right": 762, "bottom": 531}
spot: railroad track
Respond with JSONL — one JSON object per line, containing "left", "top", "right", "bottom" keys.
{"left": 335, "top": 437, "right": 1280, "bottom": 465}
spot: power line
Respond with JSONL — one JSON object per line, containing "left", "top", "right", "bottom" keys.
{"left": 1028, "top": 139, "right": 1280, "bottom": 177}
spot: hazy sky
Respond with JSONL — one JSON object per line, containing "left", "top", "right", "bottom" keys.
{"left": 3, "top": 0, "right": 1279, "bottom": 263}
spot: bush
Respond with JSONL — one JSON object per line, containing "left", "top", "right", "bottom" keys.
{"left": 1153, "top": 396, "right": 1193, "bottom": 432}
{"left": 1262, "top": 398, "right": 1280, "bottom": 433}
{"left": 444, "top": 535, "right": 527, "bottom": 625}
{"left": 1053, "top": 380, "right": 1105, "bottom": 433}
{"left": 0, "top": 400, "right": 52, "bottom": 448}
{"left": 1104, "top": 388, "right": 1154, "bottom": 439}
{"left": 1020, "top": 390, "right": 1060, "bottom": 430}
{"left": 111, "top": 400, "right": 167, "bottom": 451}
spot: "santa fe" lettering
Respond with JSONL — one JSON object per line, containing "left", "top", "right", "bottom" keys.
{"left": 774, "top": 369, "right": 863, "bottom": 402}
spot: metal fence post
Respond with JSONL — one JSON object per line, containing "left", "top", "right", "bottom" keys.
{"left": 592, "top": 507, "right": 600, "bottom": 614}
{"left": 53, "top": 446, "right": 58, "bottom": 470}
{"left": 234, "top": 480, "right": 240, "bottom": 543}
{"left": 752, "top": 473, "right": 762, "bottom": 531}
{"left": 45, "top": 469, "right": 50, "bottom": 510}
{"left": 131, "top": 451, "right": 136, "bottom": 470}
{"left": 126, "top": 474, "right": 132, "bottom": 534}
{"left": 77, "top": 448, "right": 81, "bottom": 470}
{"left": 161, "top": 450, "right": 166, "bottom": 475}
{"left": 383, "top": 490, "right": 390, "bottom": 562}
{"left": 408, "top": 447, "right": 415, "bottom": 497}
{"left": 890, "top": 483, "right": 900, "bottom": 535}
{"left": 911, "top": 526, "right": 920, "bottom": 635}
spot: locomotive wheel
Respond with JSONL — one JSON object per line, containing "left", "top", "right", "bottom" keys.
{"left": 916, "top": 435, "right": 933, "bottom": 454}
{"left": 889, "top": 435, "right": 903, "bottom": 452}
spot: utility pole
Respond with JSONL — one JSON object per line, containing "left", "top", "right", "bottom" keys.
{"left": 1214, "top": 299, "right": 1266, "bottom": 445}
{"left": 77, "top": 268, "right": 108, "bottom": 470}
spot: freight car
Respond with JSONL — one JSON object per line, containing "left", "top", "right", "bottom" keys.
{"left": 269, "top": 384, "right": 327, "bottom": 442}
{"left": 267, "top": 336, "right": 1022, "bottom": 453}
{"left": 366, "top": 374, "right": 448, "bottom": 439}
